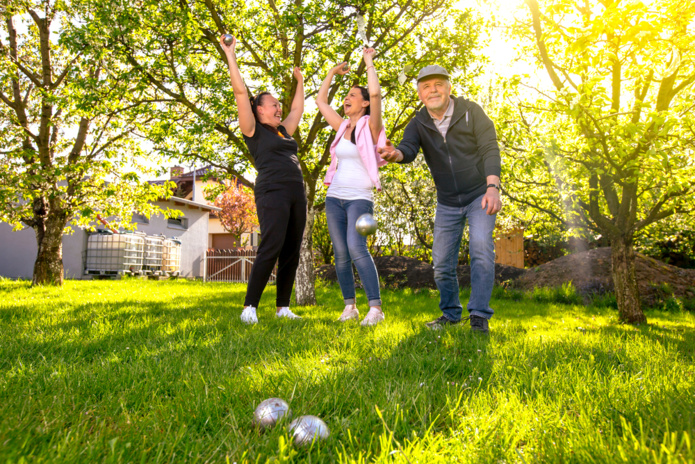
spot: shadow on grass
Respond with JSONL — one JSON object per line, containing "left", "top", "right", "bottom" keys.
{"left": 207, "top": 331, "right": 492, "bottom": 461}
{"left": 2, "top": 281, "right": 693, "bottom": 462}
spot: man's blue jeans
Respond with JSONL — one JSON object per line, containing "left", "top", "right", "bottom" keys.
{"left": 433, "top": 195, "right": 496, "bottom": 321}
{"left": 325, "top": 197, "right": 382, "bottom": 307}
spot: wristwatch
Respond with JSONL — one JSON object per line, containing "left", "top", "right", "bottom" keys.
{"left": 487, "top": 183, "right": 500, "bottom": 190}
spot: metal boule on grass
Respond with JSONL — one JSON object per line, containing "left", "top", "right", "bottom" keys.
{"left": 355, "top": 213, "right": 378, "bottom": 236}
{"left": 253, "top": 398, "right": 291, "bottom": 429}
{"left": 289, "top": 415, "right": 330, "bottom": 446}
{"left": 222, "top": 34, "right": 234, "bottom": 46}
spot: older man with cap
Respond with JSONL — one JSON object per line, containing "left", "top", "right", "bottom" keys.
{"left": 378, "top": 65, "right": 502, "bottom": 333}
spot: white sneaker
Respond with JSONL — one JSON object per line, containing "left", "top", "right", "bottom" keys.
{"left": 338, "top": 305, "right": 359, "bottom": 322}
{"left": 361, "top": 307, "right": 385, "bottom": 326}
{"left": 276, "top": 307, "right": 302, "bottom": 319}
{"left": 241, "top": 306, "right": 258, "bottom": 324}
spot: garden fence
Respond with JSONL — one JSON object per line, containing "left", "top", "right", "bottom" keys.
{"left": 204, "top": 248, "right": 275, "bottom": 283}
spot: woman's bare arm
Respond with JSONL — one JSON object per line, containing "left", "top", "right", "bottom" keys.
{"left": 220, "top": 35, "right": 255, "bottom": 137}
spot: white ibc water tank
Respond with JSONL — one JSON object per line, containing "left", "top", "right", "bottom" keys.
{"left": 143, "top": 234, "right": 165, "bottom": 275}
{"left": 162, "top": 238, "right": 182, "bottom": 276}
{"left": 84, "top": 231, "right": 145, "bottom": 275}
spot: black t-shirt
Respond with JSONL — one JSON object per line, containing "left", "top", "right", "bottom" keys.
{"left": 243, "top": 121, "right": 304, "bottom": 193}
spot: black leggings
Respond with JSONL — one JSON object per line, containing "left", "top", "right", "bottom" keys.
{"left": 244, "top": 183, "right": 307, "bottom": 307}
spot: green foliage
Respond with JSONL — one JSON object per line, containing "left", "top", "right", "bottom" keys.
{"left": 648, "top": 282, "right": 694, "bottom": 313}
{"left": 0, "top": 1, "right": 172, "bottom": 233}
{"left": 492, "top": 282, "right": 583, "bottom": 306}
{"left": 0, "top": 279, "right": 693, "bottom": 462}
{"left": 499, "top": 0, "right": 695, "bottom": 243}
{"left": 71, "top": 0, "right": 488, "bottom": 297}
{"left": 530, "top": 281, "right": 583, "bottom": 306}
{"left": 491, "top": 284, "right": 525, "bottom": 302}
{"left": 373, "top": 158, "right": 437, "bottom": 262}
{"left": 638, "top": 226, "right": 695, "bottom": 269}
{"left": 589, "top": 292, "right": 619, "bottom": 310}
{"left": 312, "top": 209, "right": 333, "bottom": 266}
{"left": 496, "top": 0, "right": 695, "bottom": 322}
{"left": 80, "top": 0, "right": 485, "bottom": 204}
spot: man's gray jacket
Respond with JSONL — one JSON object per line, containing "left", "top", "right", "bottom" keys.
{"left": 397, "top": 96, "right": 501, "bottom": 208}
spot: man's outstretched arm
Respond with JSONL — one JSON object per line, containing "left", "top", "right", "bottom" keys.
{"left": 378, "top": 119, "right": 420, "bottom": 163}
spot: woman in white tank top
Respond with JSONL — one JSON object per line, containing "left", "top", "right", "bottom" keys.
{"left": 316, "top": 47, "right": 387, "bottom": 326}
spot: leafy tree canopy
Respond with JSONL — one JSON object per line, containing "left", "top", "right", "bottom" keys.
{"left": 0, "top": 0, "right": 172, "bottom": 284}
{"left": 499, "top": 0, "right": 695, "bottom": 322}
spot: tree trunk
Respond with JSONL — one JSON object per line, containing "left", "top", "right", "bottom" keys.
{"left": 32, "top": 208, "right": 67, "bottom": 286}
{"left": 295, "top": 204, "right": 317, "bottom": 306}
{"left": 611, "top": 239, "right": 646, "bottom": 325}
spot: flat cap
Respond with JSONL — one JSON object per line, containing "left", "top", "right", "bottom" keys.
{"left": 416, "top": 65, "right": 450, "bottom": 82}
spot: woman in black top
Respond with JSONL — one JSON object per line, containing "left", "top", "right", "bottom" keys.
{"left": 220, "top": 35, "right": 307, "bottom": 324}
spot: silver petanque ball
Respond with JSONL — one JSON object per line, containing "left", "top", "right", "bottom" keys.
{"left": 253, "top": 398, "right": 291, "bottom": 429}
{"left": 355, "top": 213, "right": 377, "bottom": 236}
{"left": 222, "top": 34, "right": 234, "bottom": 46}
{"left": 289, "top": 415, "right": 330, "bottom": 446}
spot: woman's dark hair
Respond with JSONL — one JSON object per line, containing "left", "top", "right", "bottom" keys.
{"left": 350, "top": 86, "right": 370, "bottom": 144}
{"left": 249, "top": 92, "right": 283, "bottom": 136}
{"left": 353, "top": 86, "right": 370, "bottom": 116}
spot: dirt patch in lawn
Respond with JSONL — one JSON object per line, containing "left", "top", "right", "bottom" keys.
{"left": 513, "top": 247, "right": 695, "bottom": 305}
{"left": 316, "top": 255, "right": 526, "bottom": 290}
{"left": 316, "top": 248, "right": 695, "bottom": 306}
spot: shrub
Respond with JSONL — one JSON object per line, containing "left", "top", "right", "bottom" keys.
{"left": 589, "top": 292, "right": 618, "bottom": 309}
{"left": 491, "top": 285, "right": 525, "bottom": 302}
{"left": 531, "top": 282, "right": 583, "bottom": 305}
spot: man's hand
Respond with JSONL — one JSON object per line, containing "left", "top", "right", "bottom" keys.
{"left": 481, "top": 187, "right": 502, "bottom": 215}
{"left": 378, "top": 140, "right": 403, "bottom": 162}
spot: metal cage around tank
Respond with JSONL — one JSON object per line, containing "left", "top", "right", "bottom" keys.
{"left": 143, "top": 234, "right": 165, "bottom": 275}
{"left": 84, "top": 230, "right": 145, "bottom": 276}
{"left": 162, "top": 238, "right": 182, "bottom": 276}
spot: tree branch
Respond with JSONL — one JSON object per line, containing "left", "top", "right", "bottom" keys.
{"left": 525, "top": 0, "right": 564, "bottom": 91}
{"left": 634, "top": 187, "right": 691, "bottom": 231}
{"left": 587, "top": 174, "right": 620, "bottom": 236}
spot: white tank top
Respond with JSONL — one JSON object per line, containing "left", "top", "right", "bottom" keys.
{"left": 326, "top": 136, "right": 374, "bottom": 201}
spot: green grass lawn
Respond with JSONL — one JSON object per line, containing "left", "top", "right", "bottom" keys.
{"left": 0, "top": 279, "right": 693, "bottom": 463}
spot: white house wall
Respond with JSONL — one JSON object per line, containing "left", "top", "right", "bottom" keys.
{"left": 0, "top": 199, "right": 211, "bottom": 280}
{"left": 136, "top": 201, "right": 210, "bottom": 278}
{"left": 0, "top": 223, "right": 87, "bottom": 280}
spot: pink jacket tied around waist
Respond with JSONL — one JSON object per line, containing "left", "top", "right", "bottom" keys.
{"left": 324, "top": 115, "right": 388, "bottom": 192}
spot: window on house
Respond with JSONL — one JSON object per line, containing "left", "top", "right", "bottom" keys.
{"left": 133, "top": 212, "right": 149, "bottom": 224}
{"left": 167, "top": 217, "right": 188, "bottom": 230}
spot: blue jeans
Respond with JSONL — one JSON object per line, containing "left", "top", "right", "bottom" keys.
{"left": 325, "top": 197, "right": 382, "bottom": 307}
{"left": 432, "top": 195, "right": 496, "bottom": 321}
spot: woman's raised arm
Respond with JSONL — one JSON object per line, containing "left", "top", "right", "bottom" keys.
{"left": 363, "top": 48, "right": 382, "bottom": 142}
{"left": 220, "top": 35, "right": 255, "bottom": 138}
{"left": 281, "top": 67, "right": 304, "bottom": 136}
{"left": 317, "top": 63, "right": 349, "bottom": 132}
